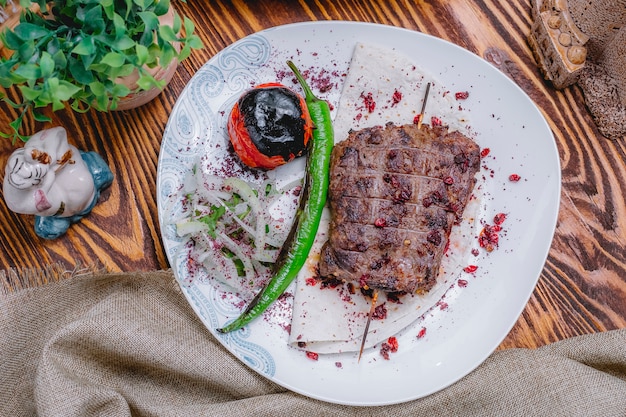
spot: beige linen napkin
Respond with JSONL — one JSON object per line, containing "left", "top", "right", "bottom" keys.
{"left": 1, "top": 267, "right": 625, "bottom": 417}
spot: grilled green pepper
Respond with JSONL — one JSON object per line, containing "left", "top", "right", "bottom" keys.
{"left": 217, "top": 61, "right": 334, "bottom": 333}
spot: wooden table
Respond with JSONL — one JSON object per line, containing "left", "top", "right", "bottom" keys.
{"left": 0, "top": 0, "right": 624, "bottom": 351}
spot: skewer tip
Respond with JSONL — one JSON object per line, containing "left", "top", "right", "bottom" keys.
{"left": 417, "top": 82, "right": 432, "bottom": 130}
{"left": 357, "top": 290, "right": 379, "bottom": 363}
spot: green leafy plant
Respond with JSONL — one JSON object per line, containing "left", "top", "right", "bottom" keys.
{"left": 0, "top": 0, "right": 202, "bottom": 142}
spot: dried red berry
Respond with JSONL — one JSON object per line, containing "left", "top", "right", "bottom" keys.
{"left": 463, "top": 265, "right": 478, "bottom": 273}
{"left": 361, "top": 92, "right": 376, "bottom": 113}
{"left": 387, "top": 336, "right": 399, "bottom": 352}
{"left": 380, "top": 345, "right": 391, "bottom": 360}
{"left": 417, "top": 327, "right": 427, "bottom": 339}
{"left": 372, "top": 303, "right": 387, "bottom": 320}
{"left": 358, "top": 274, "right": 369, "bottom": 288}
{"left": 427, "top": 230, "right": 442, "bottom": 246}
{"left": 494, "top": 212, "right": 507, "bottom": 225}
{"left": 478, "top": 224, "right": 500, "bottom": 252}
{"left": 306, "top": 351, "right": 319, "bottom": 361}
{"left": 374, "top": 218, "right": 387, "bottom": 228}
{"left": 392, "top": 89, "right": 402, "bottom": 106}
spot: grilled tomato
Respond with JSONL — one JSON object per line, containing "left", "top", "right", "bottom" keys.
{"left": 227, "top": 82, "right": 313, "bottom": 170}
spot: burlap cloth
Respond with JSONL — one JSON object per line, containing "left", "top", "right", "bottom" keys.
{"left": 1, "top": 268, "right": 625, "bottom": 416}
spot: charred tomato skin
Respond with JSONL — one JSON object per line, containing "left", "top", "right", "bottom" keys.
{"left": 228, "top": 82, "right": 313, "bottom": 170}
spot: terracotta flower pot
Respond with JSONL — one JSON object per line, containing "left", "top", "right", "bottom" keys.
{"left": 114, "top": 6, "right": 181, "bottom": 111}
{"left": 0, "top": 1, "right": 21, "bottom": 58}
{"left": 2, "top": 2, "right": 180, "bottom": 111}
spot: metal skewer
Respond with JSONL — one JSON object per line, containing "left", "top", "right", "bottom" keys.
{"left": 357, "top": 290, "right": 378, "bottom": 362}
{"left": 417, "top": 82, "right": 431, "bottom": 129}
{"left": 357, "top": 82, "right": 433, "bottom": 363}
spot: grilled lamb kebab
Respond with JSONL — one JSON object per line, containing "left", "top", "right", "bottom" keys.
{"left": 319, "top": 122, "right": 480, "bottom": 295}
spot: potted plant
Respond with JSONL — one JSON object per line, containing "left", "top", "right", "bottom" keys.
{"left": 0, "top": 0, "right": 202, "bottom": 142}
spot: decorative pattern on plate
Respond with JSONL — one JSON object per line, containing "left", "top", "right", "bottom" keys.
{"left": 215, "top": 326, "right": 277, "bottom": 375}
{"left": 157, "top": 32, "right": 276, "bottom": 377}
{"left": 191, "top": 285, "right": 277, "bottom": 376}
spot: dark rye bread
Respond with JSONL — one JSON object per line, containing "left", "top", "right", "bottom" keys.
{"left": 319, "top": 123, "right": 480, "bottom": 294}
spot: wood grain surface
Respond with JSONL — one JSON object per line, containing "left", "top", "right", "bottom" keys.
{"left": 0, "top": 0, "right": 624, "bottom": 350}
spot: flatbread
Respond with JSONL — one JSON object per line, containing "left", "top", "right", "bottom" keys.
{"left": 287, "top": 43, "right": 479, "bottom": 354}
{"left": 332, "top": 42, "right": 470, "bottom": 141}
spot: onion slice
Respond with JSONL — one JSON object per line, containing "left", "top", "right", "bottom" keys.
{"left": 169, "top": 165, "right": 303, "bottom": 296}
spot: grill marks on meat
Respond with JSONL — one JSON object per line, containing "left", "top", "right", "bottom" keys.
{"left": 318, "top": 123, "right": 480, "bottom": 294}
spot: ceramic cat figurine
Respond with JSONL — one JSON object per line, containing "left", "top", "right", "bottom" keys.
{"left": 3, "top": 127, "right": 114, "bottom": 239}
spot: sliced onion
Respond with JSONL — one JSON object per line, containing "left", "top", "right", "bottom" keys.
{"left": 176, "top": 218, "right": 208, "bottom": 237}
{"left": 194, "top": 173, "right": 231, "bottom": 204}
{"left": 181, "top": 167, "right": 198, "bottom": 195}
{"left": 196, "top": 188, "right": 231, "bottom": 206}
{"left": 216, "top": 231, "right": 256, "bottom": 284}
{"left": 253, "top": 211, "right": 269, "bottom": 258}
{"left": 170, "top": 167, "right": 304, "bottom": 290}
{"left": 220, "top": 203, "right": 257, "bottom": 237}
{"left": 233, "top": 202, "right": 249, "bottom": 216}
{"left": 253, "top": 247, "right": 279, "bottom": 263}
{"left": 194, "top": 239, "right": 247, "bottom": 296}
{"left": 223, "top": 177, "right": 261, "bottom": 216}
{"left": 275, "top": 174, "right": 304, "bottom": 193}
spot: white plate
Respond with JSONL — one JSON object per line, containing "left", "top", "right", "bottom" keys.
{"left": 157, "top": 21, "right": 561, "bottom": 406}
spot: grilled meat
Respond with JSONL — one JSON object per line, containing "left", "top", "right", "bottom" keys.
{"left": 318, "top": 123, "right": 480, "bottom": 294}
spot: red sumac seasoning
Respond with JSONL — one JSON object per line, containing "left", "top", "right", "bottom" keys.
{"left": 455, "top": 91, "right": 469, "bottom": 100}
{"left": 509, "top": 173, "right": 521, "bottom": 182}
